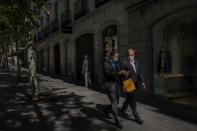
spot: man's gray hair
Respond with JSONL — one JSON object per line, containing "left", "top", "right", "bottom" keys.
{"left": 128, "top": 48, "right": 135, "bottom": 52}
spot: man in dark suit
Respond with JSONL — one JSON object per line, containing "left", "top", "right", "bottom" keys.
{"left": 120, "top": 48, "right": 146, "bottom": 124}
{"left": 103, "top": 50, "right": 126, "bottom": 129}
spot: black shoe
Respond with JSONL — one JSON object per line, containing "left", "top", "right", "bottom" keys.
{"left": 115, "top": 121, "right": 123, "bottom": 129}
{"left": 135, "top": 117, "right": 143, "bottom": 124}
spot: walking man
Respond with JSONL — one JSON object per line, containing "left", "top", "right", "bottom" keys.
{"left": 82, "top": 55, "right": 92, "bottom": 87}
{"left": 121, "top": 48, "right": 146, "bottom": 124}
{"left": 103, "top": 50, "right": 126, "bottom": 129}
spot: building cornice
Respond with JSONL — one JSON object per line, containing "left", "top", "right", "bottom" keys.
{"left": 127, "top": 0, "right": 158, "bottom": 13}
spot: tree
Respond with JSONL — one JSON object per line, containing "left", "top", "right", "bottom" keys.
{"left": 0, "top": 0, "right": 49, "bottom": 100}
{"left": 0, "top": 9, "right": 13, "bottom": 72}
{"left": 21, "top": 0, "right": 50, "bottom": 101}
{"left": 0, "top": 1, "right": 22, "bottom": 76}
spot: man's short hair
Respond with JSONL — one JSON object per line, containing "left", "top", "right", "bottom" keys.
{"left": 128, "top": 48, "right": 135, "bottom": 52}
{"left": 110, "top": 50, "right": 119, "bottom": 57}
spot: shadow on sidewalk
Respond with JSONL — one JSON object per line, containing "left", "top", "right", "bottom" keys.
{"left": 41, "top": 73, "right": 197, "bottom": 125}
{"left": 0, "top": 74, "right": 118, "bottom": 131}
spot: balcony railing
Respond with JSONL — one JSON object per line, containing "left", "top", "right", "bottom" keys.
{"left": 61, "top": 10, "right": 72, "bottom": 27}
{"left": 74, "top": 0, "right": 89, "bottom": 20}
{"left": 95, "top": 0, "right": 110, "bottom": 8}
{"left": 37, "top": 30, "right": 43, "bottom": 41}
{"left": 43, "top": 25, "right": 50, "bottom": 37}
{"left": 35, "top": 21, "right": 58, "bottom": 42}
{"left": 60, "top": 10, "right": 72, "bottom": 33}
{"left": 51, "top": 19, "right": 59, "bottom": 33}
{"left": 35, "top": 19, "right": 59, "bottom": 42}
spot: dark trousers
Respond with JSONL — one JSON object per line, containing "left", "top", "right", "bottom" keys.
{"left": 103, "top": 84, "right": 120, "bottom": 122}
{"left": 121, "top": 91, "right": 140, "bottom": 118}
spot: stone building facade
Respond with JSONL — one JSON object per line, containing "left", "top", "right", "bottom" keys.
{"left": 36, "top": 0, "right": 197, "bottom": 100}
{"left": 127, "top": 0, "right": 197, "bottom": 99}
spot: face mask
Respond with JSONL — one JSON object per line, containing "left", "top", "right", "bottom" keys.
{"left": 113, "top": 58, "right": 118, "bottom": 62}
{"left": 129, "top": 56, "right": 134, "bottom": 61}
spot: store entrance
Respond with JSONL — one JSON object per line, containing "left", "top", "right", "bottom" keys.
{"left": 163, "top": 20, "right": 197, "bottom": 107}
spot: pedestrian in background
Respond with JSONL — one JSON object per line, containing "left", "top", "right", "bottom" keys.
{"left": 82, "top": 55, "right": 92, "bottom": 88}
{"left": 19, "top": 59, "right": 22, "bottom": 68}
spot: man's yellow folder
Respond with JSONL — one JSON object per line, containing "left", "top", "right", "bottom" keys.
{"left": 123, "top": 78, "right": 136, "bottom": 93}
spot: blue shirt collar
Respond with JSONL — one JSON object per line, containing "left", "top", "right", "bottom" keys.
{"left": 109, "top": 59, "right": 116, "bottom": 63}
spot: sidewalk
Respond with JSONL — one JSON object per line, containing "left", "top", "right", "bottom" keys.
{"left": 0, "top": 72, "right": 197, "bottom": 131}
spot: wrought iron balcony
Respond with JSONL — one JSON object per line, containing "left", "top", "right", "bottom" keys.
{"left": 95, "top": 0, "right": 110, "bottom": 8}
{"left": 43, "top": 25, "right": 50, "bottom": 37}
{"left": 37, "top": 30, "right": 43, "bottom": 41}
{"left": 35, "top": 19, "right": 59, "bottom": 42}
{"left": 61, "top": 10, "right": 71, "bottom": 26}
{"left": 50, "top": 19, "right": 59, "bottom": 33}
{"left": 61, "top": 10, "right": 72, "bottom": 33}
{"left": 74, "top": 0, "right": 89, "bottom": 20}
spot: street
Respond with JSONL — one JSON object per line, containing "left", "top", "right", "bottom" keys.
{"left": 0, "top": 71, "right": 197, "bottom": 131}
{"left": 1, "top": 0, "right": 197, "bottom": 130}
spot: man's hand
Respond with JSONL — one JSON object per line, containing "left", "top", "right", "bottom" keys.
{"left": 119, "top": 70, "right": 129, "bottom": 76}
{"left": 142, "top": 83, "right": 146, "bottom": 90}
{"left": 119, "top": 71, "right": 123, "bottom": 74}
{"left": 124, "top": 71, "right": 129, "bottom": 76}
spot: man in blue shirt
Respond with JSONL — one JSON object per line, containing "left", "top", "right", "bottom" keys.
{"left": 103, "top": 50, "right": 126, "bottom": 129}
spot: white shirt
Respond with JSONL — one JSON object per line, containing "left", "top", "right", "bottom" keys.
{"left": 130, "top": 59, "right": 145, "bottom": 84}
{"left": 130, "top": 59, "right": 136, "bottom": 73}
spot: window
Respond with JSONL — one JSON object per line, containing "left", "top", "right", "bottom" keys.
{"left": 103, "top": 25, "right": 118, "bottom": 59}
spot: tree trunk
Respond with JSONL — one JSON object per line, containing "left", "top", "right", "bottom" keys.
{"left": 16, "top": 41, "right": 21, "bottom": 80}
{"left": 27, "top": 33, "right": 39, "bottom": 101}
{"left": 5, "top": 50, "right": 9, "bottom": 72}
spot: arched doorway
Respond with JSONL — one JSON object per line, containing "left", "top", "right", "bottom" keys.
{"left": 153, "top": 8, "right": 197, "bottom": 102}
{"left": 54, "top": 44, "right": 60, "bottom": 74}
{"left": 103, "top": 25, "right": 118, "bottom": 60}
{"left": 76, "top": 33, "right": 94, "bottom": 81}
